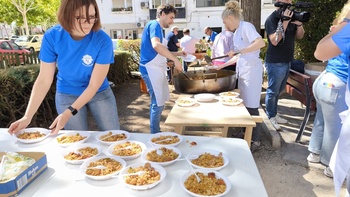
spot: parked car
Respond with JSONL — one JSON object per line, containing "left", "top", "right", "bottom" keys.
{"left": 10, "top": 35, "right": 19, "bottom": 43}
{"left": 15, "top": 35, "right": 43, "bottom": 54}
{"left": 0, "top": 40, "right": 30, "bottom": 65}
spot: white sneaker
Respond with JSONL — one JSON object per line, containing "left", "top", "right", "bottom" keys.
{"left": 324, "top": 167, "right": 333, "bottom": 178}
{"left": 307, "top": 153, "right": 320, "bottom": 163}
{"left": 270, "top": 117, "right": 282, "bottom": 131}
{"left": 275, "top": 114, "right": 288, "bottom": 124}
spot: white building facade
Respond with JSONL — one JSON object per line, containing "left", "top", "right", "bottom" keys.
{"left": 97, "top": 0, "right": 276, "bottom": 39}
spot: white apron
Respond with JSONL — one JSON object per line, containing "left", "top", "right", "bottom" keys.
{"left": 236, "top": 56, "right": 263, "bottom": 108}
{"left": 330, "top": 87, "right": 350, "bottom": 197}
{"left": 233, "top": 21, "right": 263, "bottom": 108}
{"left": 143, "top": 38, "right": 169, "bottom": 106}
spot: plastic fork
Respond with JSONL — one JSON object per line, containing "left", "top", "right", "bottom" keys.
{"left": 153, "top": 137, "right": 174, "bottom": 144}
{"left": 185, "top": 156, "right": 201, "bottom": 183}
{"left": 87, "top": 165, "right": 106, "bottom": 170}
{"left": 147, "top": 142, "right": 163, "bottom": 155}
{"left": 113, "top": 171, "right": 146, "bottom": 178}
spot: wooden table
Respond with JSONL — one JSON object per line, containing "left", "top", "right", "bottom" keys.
{"left": 165, "top": 95, "right": 257, "bottom": 147}
{"left": 0, "top": 129, "right": 268, "bottom": 197}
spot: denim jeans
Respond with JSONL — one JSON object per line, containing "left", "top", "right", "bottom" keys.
{"left": 246, "top": 107, "right": 261, "bottom": 142}
{"left": 141, "top": 71, "right": 164, "bottom": 134}
{"left": 55, "top": 87, "right": 120, "bottom": 131}
{"left": 265, "top": 62, "right": 291, "bottom": 118}
{"left": 308, "top": 71, "right": 347, "bottom": 166}
{"left": 183, "top": 61, "right": 188, "bottom": 72}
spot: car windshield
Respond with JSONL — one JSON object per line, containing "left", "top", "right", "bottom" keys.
{"left": 16, "top": 36, "right": 33, "bottom": 42}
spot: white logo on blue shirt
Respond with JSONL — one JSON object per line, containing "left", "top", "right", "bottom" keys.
{"left": 82, "top": 54, "right": 94, "bottom": 67}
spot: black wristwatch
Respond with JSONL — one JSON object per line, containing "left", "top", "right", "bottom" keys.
{"left": 68, "top": 106, "right": 78, "bottom": 116}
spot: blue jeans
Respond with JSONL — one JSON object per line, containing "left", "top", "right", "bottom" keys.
{"left": 55, "top": 87, "right": 120, "bottom": 131}
{"left": 265, "top": 62, "right": 291, "bottom": 118}
{"left": 246, "top": 107, "right": 262, "bottom": 142}
{"left": 183, "top": 61, "right": 189, "bottom": 72}
{"left": 308, "top": 71, "right": 347, "bottom": 166}
{"left": 141, "top": 71, "right": 164, "bottom": 134}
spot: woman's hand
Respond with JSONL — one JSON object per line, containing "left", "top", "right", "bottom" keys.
{"left": 179, "top": 51, "right": 187, "bottom": 57}
{"left": 49, "top": 110, "right": 72, "bottom": 135}
{"left": 8, "top": 116, "right": 31, "bottom": 135}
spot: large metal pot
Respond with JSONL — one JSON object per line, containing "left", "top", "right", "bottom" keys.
{"left": 173, "top": 70, "right": 237, "bottom": 94}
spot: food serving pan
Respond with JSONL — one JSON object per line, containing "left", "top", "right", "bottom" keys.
{"left": 173, "top": 70, "right": 237, "bottom": 94}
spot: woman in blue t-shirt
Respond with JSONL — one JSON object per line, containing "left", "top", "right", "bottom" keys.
{"left": 314, "top": 7, "right": 350, "bottom": 197}
{"left": 8, "top": 0, "right": 120, "bottom": 134}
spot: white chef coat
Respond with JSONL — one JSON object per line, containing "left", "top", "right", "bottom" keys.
{"left": 233, "top": 21, "right": 263, "bottom": 108}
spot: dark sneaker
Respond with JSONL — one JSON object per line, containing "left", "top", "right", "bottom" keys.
{"left": 251, "top": 141, "right": 261, "bottom": 153}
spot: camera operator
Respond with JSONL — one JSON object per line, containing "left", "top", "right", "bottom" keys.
{"left": 264, "top": 0, "right": 305, "bottom": 131}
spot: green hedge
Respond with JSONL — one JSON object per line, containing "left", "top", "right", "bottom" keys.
{"left": 0, "top": 65, "right": 56, "bottom": 128}
{"left": 0, "top": 52, "right": 135, "bottom": 128}
{"left": 294, "top": 0, "right": 348, "bottom": 62}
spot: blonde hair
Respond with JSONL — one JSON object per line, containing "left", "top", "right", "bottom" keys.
{"left": 222, "top": 1, "right": 242, "bottom": 19}
{"left": 336, "top": 0, "right": 350, "bottom": 25}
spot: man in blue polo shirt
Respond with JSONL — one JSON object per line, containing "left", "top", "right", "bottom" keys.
{"left": 314, "top": 15, "right": 350, "bottom": 197}
{"left": 204, "top": 26, "right": 218, "bottom": 44}
{"left": 139, "top": 4, "right": 185, "bottom": 134}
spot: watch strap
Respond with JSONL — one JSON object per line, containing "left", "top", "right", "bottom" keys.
{"left": 68, "top": 105, "right": 78, "bottom": 116}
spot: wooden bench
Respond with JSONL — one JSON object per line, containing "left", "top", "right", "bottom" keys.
{"left": 285, "top": 69, "right": 316, "bottom": 142}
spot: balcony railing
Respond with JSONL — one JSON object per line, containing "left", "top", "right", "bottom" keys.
{"left": 111, "top": 6, "right": 133, "bottom": 13}
{"left": 149, "top": 7, "right": 186, "bottom": 20}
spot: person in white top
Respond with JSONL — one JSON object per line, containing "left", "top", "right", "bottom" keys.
{"left": 211, "top": 29, "right": 235, "bottom": 70}
{"left": 180, "top": 28, "right": 200, "bottom": 71}
{"left": 216, "top": 1, "right": 265, "bottom": 152}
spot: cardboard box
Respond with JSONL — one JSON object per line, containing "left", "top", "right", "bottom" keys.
{"left": 304, "top": 62, "right": 327, "bottom": 82}
{"left": 0, "top": 152, "right": 47, "bottom": 197}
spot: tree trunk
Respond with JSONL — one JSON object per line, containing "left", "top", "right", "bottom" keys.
{"left": 241, "top": 0, "right": 261, "bottom": 32}
{"left": 22, "top": 11, "right": 29, "bottom": 35}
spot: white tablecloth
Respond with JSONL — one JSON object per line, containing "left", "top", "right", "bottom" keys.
{"left": 0, "top": 129, "right": 268, "bottom": 197}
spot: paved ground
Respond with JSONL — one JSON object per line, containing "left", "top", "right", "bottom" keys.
{"left": 90, "top": 78, "right": 348, "bottom": 197}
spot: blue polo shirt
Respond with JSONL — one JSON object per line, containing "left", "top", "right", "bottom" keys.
{"left": 210, "top": 31, "right": 218, "bottom": 43}
{"left": 332, "top": 23, "right": 350, "bottom": 89}
{"left": 39, "top": 25, "right": 114, "bottom": 96}
{"left": 139, "top": 20, "right": 163, "bottom": 74}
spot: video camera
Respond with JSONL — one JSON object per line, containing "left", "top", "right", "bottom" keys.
{"left": 274, "top": 2, "right": 314, "bottom": 23}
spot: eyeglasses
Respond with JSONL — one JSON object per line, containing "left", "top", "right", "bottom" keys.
{"left": 75, "top": 16, "right": 99, "bottom": 24}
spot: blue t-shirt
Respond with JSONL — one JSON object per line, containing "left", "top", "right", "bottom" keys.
{"left": 39, "top": 25, "right": 114, "bottom": 96}
{"left": 332, "top": 23, "right": 350, "bottom": 89}
{"left": 210, "top": 31, "right": 218, "bottom": 43}
{"left": 166, "top": 31, "right": 179, "bottom": 52}
{"left": 139, "top": 20, "right": 163, "bottom": 74}
{"left": 326, "top": 54, "right": 348, "bottom": 83}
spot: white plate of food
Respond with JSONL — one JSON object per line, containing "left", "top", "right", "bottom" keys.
{"left": 180, "top": 169, "right": 231, "bottom": 197}
{"left": 175, "top": 97, "right": 197, "bottom": 107}
{"left": 187, "top": 149, "right": 229, "bottom": 171}
{"left": 141, "top": 146, "right": 182, "bottom": 166}
{"left": 95, "top": 130, "right": 131, "bottom": 146}
{"left": 219, "top": 91, "right": 240, "bottom": 98}
{"left": 149, "top": 132, "right": 183, "bottom": 147}
{"left": 194, "top": 93, "right": 216, "bottom": 102}
{"left": 55, "top": 131, "right": 91, "bottom": 148}
{"left": 107, "top": 140, "right": 146, "bottom": 160}
{"left": 62, "top": 143, "right": 101, "bottom": 165}
{"left": 14, "top": 128, "right": 51, "bottom": 144}
{"left": 80, "top": 155, "right": 126, "bottom": 181}
{"left": 119, "top": 162, "right": 166, "bottom": 190}
{"left": 182, "top": 54, "right": 196, "bottom": 62}
{"left": 221, "top": 97, "right": 243, "bottom": 106}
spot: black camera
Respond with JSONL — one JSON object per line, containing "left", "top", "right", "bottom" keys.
{"left": 275, "top": 2, "right": 314, "bottom": 23}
